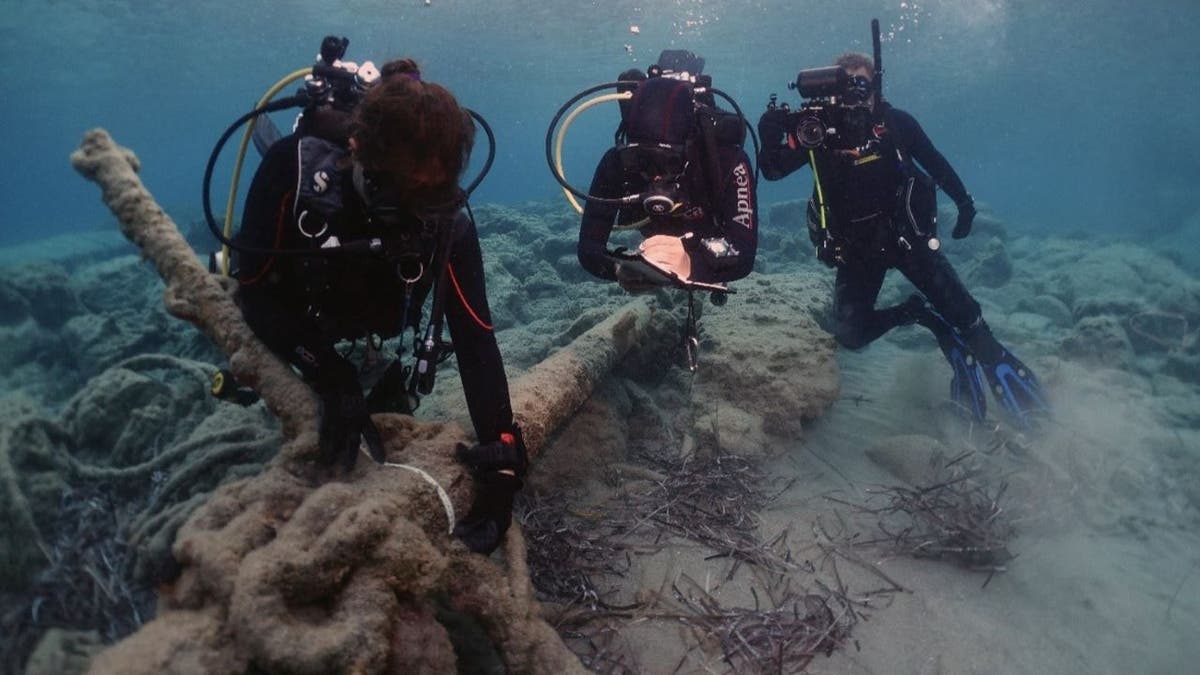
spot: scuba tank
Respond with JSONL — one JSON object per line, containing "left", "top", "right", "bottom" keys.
{"left": 545, "top": 49, "right": 758, "bottom": 219}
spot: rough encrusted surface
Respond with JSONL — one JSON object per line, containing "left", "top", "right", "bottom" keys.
{"left": 69, "top": 129, "right": 657, "bottom": 673}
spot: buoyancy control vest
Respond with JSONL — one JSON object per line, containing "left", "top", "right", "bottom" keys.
{"left": 617, "top": 76, "right": 746, "bottom": 221}
{"left": 806, "top": 110, "right": 939, "bottom": 264}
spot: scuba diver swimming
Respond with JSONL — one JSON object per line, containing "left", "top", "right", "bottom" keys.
{"left": 547, "top": 49, "right": 759, "bottom": 370}
{"left": 202, "top": 36, "right": 525, "bottom": 555}
{"left": 757, "top": 21, "right": 1050, "bottom": 429}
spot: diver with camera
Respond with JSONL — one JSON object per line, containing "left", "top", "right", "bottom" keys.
{"left": 548, "top": 50, "right": 758, "bottom": 369}
{"left": 758, "top": 22, "right": 1049, "bottom": 429}
{"left": 209, "top": 37, "right": 526, "bottom": 555}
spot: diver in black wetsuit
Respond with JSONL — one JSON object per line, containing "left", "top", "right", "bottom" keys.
{"left": 578, "top": 58, "right": 758, "bottom": 292}
{"left": 234, "top": 57, "right": 524, "bottom": 554}
{"left": 759, "top": 51, "right": 1049, "bottom": 428}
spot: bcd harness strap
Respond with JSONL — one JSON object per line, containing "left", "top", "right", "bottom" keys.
{"left": 286, "top": 134, "right": 460, "bottom": 411}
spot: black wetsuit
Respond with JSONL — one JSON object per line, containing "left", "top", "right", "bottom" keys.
{"left": 234, "top": 133, "right": 513, "bottom": 443}
{"left": 759, "top": 102, "right": 981, "bottom": 347}
{"left": 578, "top": 145, "right": 758, "bottom": 283}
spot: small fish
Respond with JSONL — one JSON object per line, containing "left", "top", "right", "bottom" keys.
{"left": 629, "top": 25, "right": 640, "bottom": 34}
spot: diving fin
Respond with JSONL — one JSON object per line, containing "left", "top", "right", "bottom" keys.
{"left": 251, "top": 116, "right": 283, "bottom": 157}
{"left": 974, "top": 345, "right": 1050, "bottom": 430}
{"left": 915, "top": 302, "right": 988, "bottom": 424}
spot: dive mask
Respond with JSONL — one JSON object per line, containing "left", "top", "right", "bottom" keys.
{"left": 352, "top": 162, "right": 409, "bottom": 228}
{"left": 844, "top": 75, "right": 873, "bottom": 105}
{"left": 352, "top": 162, "right": 464, "bottom": 231}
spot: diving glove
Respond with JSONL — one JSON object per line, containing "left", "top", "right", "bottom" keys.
{"left": 366, "top": 359, "right": 416, "bottom": 414}
{"left": 758, "top": 108, "right": 790, "bottom": 148}
{"left": 317, "top": 362, "right": 386, "bottom": 471}
{"left": 453, "top": 426, "right": 528, "bottom": 555}
{"left": 952, "top": 196, "right": 977, "bottom": 239}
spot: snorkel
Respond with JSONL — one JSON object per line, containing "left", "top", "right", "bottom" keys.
{"left": 872, "top": 18, "right": 884, "bottom": 114}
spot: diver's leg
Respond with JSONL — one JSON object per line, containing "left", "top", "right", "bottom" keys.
{"left": 236, "top": 287, "right": 347, "bottom": 385}
{"left": 835, "top": 260, "right": 907, "bottom": 348}
{"left": 900, "top": 250, "right": 1049, "bottom": 427}
{"left": 896, "top": 250, "right": 989, "bottom": 422}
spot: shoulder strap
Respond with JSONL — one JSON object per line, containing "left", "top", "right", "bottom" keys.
{"left": 294, "top": 137, "right": 350, "bottom": 239}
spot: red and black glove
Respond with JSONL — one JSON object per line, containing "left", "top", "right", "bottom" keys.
{"left": 452, "top": 426, "right": 528, "bottom": 555}
{"left": 316, "top": 359, "right": 385, "bottom": 472}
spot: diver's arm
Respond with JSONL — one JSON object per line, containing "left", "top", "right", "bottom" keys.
{"left": 444, "top": 213, "right": 515, "bottom": 444}
{"left": 694, "top": 150, "right": 757, "bottom": 282}
{"left": 889, "top": 108, "right": 971, "bottom": 205}
{"left": 757, "top": 109, "right": 811, "bottom": 181}
{"left": 577, "top": 148, "right": 624, "bottom": 281}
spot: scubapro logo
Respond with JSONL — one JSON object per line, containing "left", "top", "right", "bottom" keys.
{"left": 313, "top": 171, "right": 329, "bottom": 193}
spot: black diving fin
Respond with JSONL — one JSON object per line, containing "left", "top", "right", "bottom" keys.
{"left": 975, "top": 346, "right": 1050, "bottom": 430}
{"left": 917, "top": 306, "right": 988, "bottom": 424}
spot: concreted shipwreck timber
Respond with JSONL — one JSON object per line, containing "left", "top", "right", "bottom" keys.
{"left": 71, "top": 129, "right": 655, "bottom": 674}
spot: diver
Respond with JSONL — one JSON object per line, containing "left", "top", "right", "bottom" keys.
{"left": 575, "top": 51, "right": 757, "bottom": 293}
{"left": 229, "top": 50, "right": 525, "bottom": 555}
{"left": 547, "top": 51, "right": 757, "bottom": 369}
{"left": 757, "top": 30, "right": 1049, "bottom": 428}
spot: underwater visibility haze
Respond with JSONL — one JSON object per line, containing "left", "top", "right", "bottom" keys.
{"left": 1, "top": 1, "right": 1199, "bottom": 674}
{"left": 1, "top": 0, "right": 1197, "bottom": 245}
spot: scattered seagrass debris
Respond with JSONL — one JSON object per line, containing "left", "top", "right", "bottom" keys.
{"left": 0, "top": 486, "right": 153, "bottom": 674}
{"left": 666, "top": 576, "right": 856, "bottom": 673}
{"left": 0, "top": 362, "right": 279, "bottom": 674}
{"left": 844, "top": 451, "right": 1016, "bottom": 582}
{"left": 519, "top": 449, "right": 902, "bottom": 673}
{"left": 517, "top": 489, "right": 633, "bottom": 608}
{"left": 520, "top": 453, "right": 797, "bottom": 612}
{"left": 550, "top": 571, "right": 873, "bottom": 675}
{"left": 620, "top": 452, "right": 798, "bottom": 577}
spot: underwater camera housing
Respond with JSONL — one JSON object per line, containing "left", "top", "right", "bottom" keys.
{"left": 304, "top": 35, "right": 381, "bottom": 111}
{"left": 781, "top": 66, "right": 874, "bottom": 150}
{"left": 772, "top": 19, "right": 885, "bottom": 150}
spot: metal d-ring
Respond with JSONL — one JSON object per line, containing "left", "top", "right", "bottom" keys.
{"left": 296, "top": 210, "right": 328, "bottom": 239}
{"left": 398, "top": 261, "right": 425, "bottom": 284}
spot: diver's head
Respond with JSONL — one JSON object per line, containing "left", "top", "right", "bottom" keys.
{"left": 834, "top": 51, "right": 875, "bottom": 107}
{"left": 349, "top": 58, "right": 474, "bottom": 216}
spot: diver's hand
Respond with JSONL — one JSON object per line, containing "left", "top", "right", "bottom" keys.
{"left": 953, "top": 197, "right": 977, "bottom": 239}
{"left": 366, "top": 359, "right": 414, "bottom": 414}
{"left": 758, "top": 108, "right": 790, "bottom": 147}
{"left": 614, "top": 262, "right": 662, "bottom": 295}
{"left": 452, "top": 471, "right": 522, "bottom": 555}
{"left": 317, "top": 365, "right": 386, "bottom": 471}
{"left": 455, "top": 427, "right": 529, "bottom": 475}
{"left": 453, "top": 428, "right": 528, "bottom": 555}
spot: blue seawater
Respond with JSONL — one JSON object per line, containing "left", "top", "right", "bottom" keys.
{"left": 0, "top": 0, "right": 1197, "bottom": 247}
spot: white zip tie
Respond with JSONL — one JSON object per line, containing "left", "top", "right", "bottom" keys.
{"left": 361, "top": 446, "right": 456, "bottom": 533}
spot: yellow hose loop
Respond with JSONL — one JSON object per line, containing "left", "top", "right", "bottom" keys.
{"left": 554, "top": 91, "right": 632, "bottom": 215}
{"left": 220, "top": 67, "right": 311, "bottom": 275}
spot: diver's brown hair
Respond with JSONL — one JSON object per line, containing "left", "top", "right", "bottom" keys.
{"left": 834, "top": 52, "right": 874, "bottom": 74}
{"left": 350, "top": 59, "right": 474, "bottom": 196}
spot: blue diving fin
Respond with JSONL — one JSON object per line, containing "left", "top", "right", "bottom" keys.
{"left": 916, "top": 306, "right": 988, "bottom": 424}
{"left": 975, "top": 345, "right": 1050, "bottom": 429}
